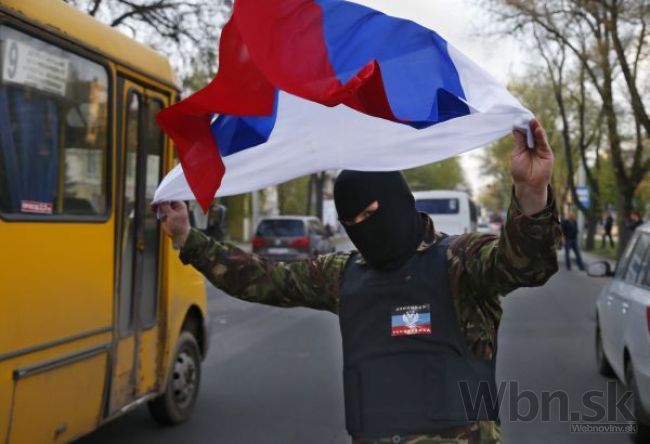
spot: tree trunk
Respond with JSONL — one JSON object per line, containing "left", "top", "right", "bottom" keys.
{"left": 315, "top": 172, "right": 325, "bottom": 220}
{"left": 222, "top": 194, "right": 247, "bottom": 241}
{"left": 583, "top": 191, "right": 602, "bottom": 251}
{"left": 584, "top": 213, "right": 598, "bottom": 251}
{"left": 277, "top": 184, "right": 286, "bottom": 215}
{"left": 305, "top": 174, "right": 315, "bottom": 215}
{"left": 616, "top": 187, "right": 635, "bottom": 257}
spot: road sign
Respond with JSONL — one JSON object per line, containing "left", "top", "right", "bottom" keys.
{"left": 576, "top": 186, "right": 590, "bottom": 209}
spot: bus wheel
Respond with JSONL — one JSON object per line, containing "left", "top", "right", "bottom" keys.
{"left": 148, "top": 332, "right": 201, "bottom": 425}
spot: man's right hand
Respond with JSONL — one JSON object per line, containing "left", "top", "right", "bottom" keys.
{"left": 157, "top": 201, "right": 191, "bottom": 249}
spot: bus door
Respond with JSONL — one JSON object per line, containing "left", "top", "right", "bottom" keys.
{"left": 109, "top": 79, "right": 166, "bottom": 413}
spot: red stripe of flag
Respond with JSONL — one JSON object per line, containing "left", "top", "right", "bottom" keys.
{"left": 156, "top": 17, "right": 275, "bottom": 211}
{"left": 156, "top": 0, "right": 400, "bottom": 209}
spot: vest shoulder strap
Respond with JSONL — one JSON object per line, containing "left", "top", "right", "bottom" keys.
{"left": 435, "top": 233, "right": 459, "bottom": 249}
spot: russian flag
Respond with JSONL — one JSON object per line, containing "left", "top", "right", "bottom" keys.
{"left": 154, "top": 0, "right": 533, "bottom": 211}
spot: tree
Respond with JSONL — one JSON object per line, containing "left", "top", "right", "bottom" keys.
{"left": 532, "top": 33, "right": 605, "bottom": 249}
{"left": 488, "top": 0, "right": 650, "bottom": 255}
{"left": 64, "top": 0, "right": 232, "bottom": 82}
{"left": 305, "top": 172, "right": 327, "bottom": 219}
{"left": 403, "top": 158, "right": 467, "bottom": 192}
{"left": 480, "top": 74, "right": 567, "bottom": 217}
{"left": 277, "top": 176, "right": 310, "bottom": 215}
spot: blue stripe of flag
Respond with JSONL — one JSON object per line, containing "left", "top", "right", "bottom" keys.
{"left": 314, "top": 0, "right": 470, "bottom": 127}
{"left": 211, "top": 90, "right": 279, "bottom": 157}
{"left": 391, "top": 312, "right": 431, "bottom": 327}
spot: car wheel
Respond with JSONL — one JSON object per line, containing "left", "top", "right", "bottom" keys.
{"left": 595, "top": 323, "right": 614, "bottom": 377}
{"left": 626, "top": 361, "right": 650, "bottom": 443}
{"left": 148, "top": 331, "right": 202, "bottom": 425}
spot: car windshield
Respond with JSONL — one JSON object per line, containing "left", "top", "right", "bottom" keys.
{"left": 415, "top": 198, "right": 460, "bottom": 215}
{"left": 256, "top": 219, "right": 305, "bottom": 237}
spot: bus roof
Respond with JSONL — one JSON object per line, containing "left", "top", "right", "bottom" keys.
{"left": 0, "top": 0, "right": 178, "bottom": 89}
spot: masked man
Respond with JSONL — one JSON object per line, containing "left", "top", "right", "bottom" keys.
{"left": 157, "top": 119, "right": 561, "bottom": 444}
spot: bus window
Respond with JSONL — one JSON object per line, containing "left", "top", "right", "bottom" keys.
{"left": 0, "top": 26, "right": 109, "bottom": 217}
{"left": 118, "top": 92, "right": 140, "bottom": 336}
{"left": 415, "top": 198, "right": 460, "bottom": 214}
{"left": 140, "top": 98, "right": 164, "bottom": 328}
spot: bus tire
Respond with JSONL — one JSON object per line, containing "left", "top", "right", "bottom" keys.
{"left": 148, "top": 332, "right": 201, "bottom": 425}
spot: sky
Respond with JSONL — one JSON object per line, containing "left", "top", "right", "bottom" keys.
{"left": 353, "top": 0, "right": 526, "bottom": 197}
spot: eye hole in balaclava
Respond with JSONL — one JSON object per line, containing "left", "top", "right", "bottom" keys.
{"left": 333, "top": 170, "right": 424, "bottom": 270}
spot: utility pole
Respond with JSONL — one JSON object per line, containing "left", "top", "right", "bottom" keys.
{"left": 577, "top": 164, "right": 586, "bottom": 244}
{"left": 251, "top": 189, "right": 260, "bottom": 239}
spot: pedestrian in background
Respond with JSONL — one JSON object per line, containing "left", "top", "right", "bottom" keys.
{"left": 628, "top": 210, "right": 644, "bottom": 233}
{"left": 206, "top": 203, "right": 227, "bottom": 241}
{"left": 561, "top": 212, "right": 585, "bottom": 271}
{"left": 601, "top": 211, "right": 614, "bottom": 249}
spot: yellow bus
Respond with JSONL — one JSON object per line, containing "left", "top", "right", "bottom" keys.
{"left": 0, "top": 1, "right": 210, "bottom": 442}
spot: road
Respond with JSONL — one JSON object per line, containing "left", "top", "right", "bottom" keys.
{"left": 79, "top": 247, "right": 635, "bottom": 444}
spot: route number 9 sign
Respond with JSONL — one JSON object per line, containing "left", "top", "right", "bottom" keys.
{"left": 2, "top": 38, "right": 69, "bottom": 96}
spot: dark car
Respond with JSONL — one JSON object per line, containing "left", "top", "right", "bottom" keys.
{"left": 252, "top": 216, "right": 335, "bottom": 261}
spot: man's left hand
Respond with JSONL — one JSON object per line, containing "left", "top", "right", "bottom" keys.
{"left": 511, "top": 118, "right": 553, "bottom": 216}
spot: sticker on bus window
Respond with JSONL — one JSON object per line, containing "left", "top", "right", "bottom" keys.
{"left": 21, "top": 201, "right": 53, "bottom": 215}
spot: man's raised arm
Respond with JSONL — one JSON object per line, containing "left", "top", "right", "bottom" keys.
{"left": 157, "top": 202, "right": 347, "bottom": 313}
{"left": 449, "top": 119, "right": 562, "bottom": 301}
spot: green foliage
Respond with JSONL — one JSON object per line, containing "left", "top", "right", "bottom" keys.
{"left": 478, "top": 136, "right": 512, "bottom": 212}
{"left": 638, "top": 177, "right": 650, "bottom": 217}
{"left": 402, "top": 158, "right": 467, "bottom": 191}
{"left": 277, "top": 176, "right": 310, "bottom": 215}
{"left": 594, "top": 156, "right": 617, "bottom": 209}
{"left": 221, "top": 194, "right": 249, "bottom": 240}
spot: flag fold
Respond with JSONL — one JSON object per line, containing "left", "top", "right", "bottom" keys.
{"left": 154, "top": 0, "right": 533, "bottom": 211}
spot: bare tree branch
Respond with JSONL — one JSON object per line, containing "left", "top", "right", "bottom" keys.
{"left": 88, "top": 0, "right": 102, "bottom": 16}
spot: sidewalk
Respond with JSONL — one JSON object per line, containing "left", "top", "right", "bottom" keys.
{"left": 557, "top": 248, "right": 616, "bottom": 273}
{"left": 581, "top": 250, "right": 615, "bottom": 265}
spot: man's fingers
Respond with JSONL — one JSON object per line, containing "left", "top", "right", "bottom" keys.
{"left": 530, "top": 118, "right": 550, "bottom": 151}
{"left": 512, "top": 129, "right": 526, "bottom": 152}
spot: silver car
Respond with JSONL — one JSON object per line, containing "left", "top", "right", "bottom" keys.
{"left": 252, "top": 216, "right": 335, "bottom": 261}
{"left": 591, "top": 223, "right": 650, "bottom": 437}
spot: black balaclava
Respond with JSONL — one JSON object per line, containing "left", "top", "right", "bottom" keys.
{"left": 334, "top": 170, "right": 425, "bottom": 270}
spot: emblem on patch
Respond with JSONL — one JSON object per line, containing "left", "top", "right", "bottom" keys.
{"left": 391, "top": 304, "right": 431, "bottom": 336}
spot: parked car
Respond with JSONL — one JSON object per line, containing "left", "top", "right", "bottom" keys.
{"left": 476, "top": 219, "right": 494, "bottom": 234}
{"left": 590, "top": 223, "right": 650, "bottom": 437}
{"left": 252, "top": 216, "right": 335, "bottom": 261}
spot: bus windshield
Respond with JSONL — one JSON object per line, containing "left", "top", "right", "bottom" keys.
{"left": 415, "top": 198, "right": 460, "bottom": 215}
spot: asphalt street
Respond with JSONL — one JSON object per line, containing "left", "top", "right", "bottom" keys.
{"left": 79, "top": 245, "right": 635, "bottom": 444}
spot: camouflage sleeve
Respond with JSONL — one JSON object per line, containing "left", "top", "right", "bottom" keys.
{"left": 179, "top": 229, "right": 348, "bottom": 314}
{"left": 448, "top": 185, "right": 562, "bottom": 301}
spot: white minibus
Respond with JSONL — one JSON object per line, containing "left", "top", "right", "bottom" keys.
{"left": 413, "top": 190, "right": 477, "bottom": 235}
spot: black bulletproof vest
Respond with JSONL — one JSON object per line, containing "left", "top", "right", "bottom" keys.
{"left": 338, "top": 236, "right": 499, "bottom": 439}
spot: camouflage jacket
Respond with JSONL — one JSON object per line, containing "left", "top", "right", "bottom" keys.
{"left": 180, "top": 188, "right": 562, "bottom": 444}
